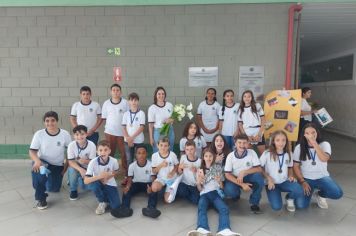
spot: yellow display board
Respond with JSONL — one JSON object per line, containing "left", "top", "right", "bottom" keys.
{"left": 263, "top": 89, "right": 301, "bottom": 141}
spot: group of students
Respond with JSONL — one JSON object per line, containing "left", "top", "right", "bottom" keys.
{"left": 29, "top": 85, "right": 343, "bottom": 236}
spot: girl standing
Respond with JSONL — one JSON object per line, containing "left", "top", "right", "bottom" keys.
{"left": 238, "top": 90, "right": 266, "bottom": 155}
{"left": 196, "top": 88, "right": 221, "bottom": 146}
{"left": 218, "top": 90, "right": 239, "bottom": 150}
{"left": 179, "top": 121, "right": 207, "bottom": 159}
{"left": 148, "top": 87, "right": 175, "bottom": 153}
{"left": 260, "top": 130, "right": 304, "bottom": 212}
{"left": 293, "top": 123, "right": 343, "bottom": 209}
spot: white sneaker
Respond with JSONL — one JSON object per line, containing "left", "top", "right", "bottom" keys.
{"left": 216, "top": 228, "right": 241, "bottom": 236}
{"left": 315, "top": 192, "right": 328, "bottom": 209}
{"left": 95, "top": 202, "right": 107, "bottom": 215}
{"left": 187, "top": 228, "right": 212, "bottom": 236}
{"left": 286, "top": 198, "right": 296, "bottom": 212}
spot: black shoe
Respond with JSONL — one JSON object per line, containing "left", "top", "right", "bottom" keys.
{"left": 110, "top": 206, "right": 133, "bottom": 218}
{"left": 69, "top": 191, "right": 78, "bottom": 200}
{"left": 36, "top": 200, "right": 48, "bottom": 210}
{"left": 142, "top": 207, "right": 161, "bottom": 218}
{"left": 250, "top": 205, "right": 262, "bottom": 214}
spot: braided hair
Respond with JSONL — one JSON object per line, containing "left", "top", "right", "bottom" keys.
{"left": 221, "top": 89, "right": 234, "bottom": 116}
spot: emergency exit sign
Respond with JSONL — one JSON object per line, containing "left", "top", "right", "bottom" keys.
{"left": 107, "top": 48, "right": 121, "bottom": 56}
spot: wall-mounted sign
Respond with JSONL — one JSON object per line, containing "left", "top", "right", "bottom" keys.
{"left": 239, "top": 66, "right": 264, "bottom": 100}
{"left": 189, "top": 67, "right": 218, "bottom": 87}
{"left": 107, "top": 47, "right": 121, "bottom": 56}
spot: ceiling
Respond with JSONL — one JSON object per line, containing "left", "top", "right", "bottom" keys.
{"left": 300, "top": 3, "right": 356, "bottom": 53}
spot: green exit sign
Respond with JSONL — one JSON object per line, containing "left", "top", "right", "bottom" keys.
{"left": 107, "top": 47, "right": 121, "bottom": 56}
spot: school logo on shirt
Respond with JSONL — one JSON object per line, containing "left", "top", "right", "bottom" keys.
{"left": 233, "top": 110, "right": 237, "bottom": 113}
{"left": 57, "top": 141, "right": 61, "bottom": 146}
{"left": 197, "top": 142, "right": 201, "bottom": 147}
{"left": 168, "top": 162, "right": 173, "bottom": 166}
{"left": 285, "top": 160, "right": 289, "bottom": 164}
{"left": 145, "top": 170, "right": 150, "bottom": 175}
{"left": 85, "top": 153, "right": 89, "bottom": 159}
{"left": 246, "top": 161, "right": 251, "bottom": 167}
{"left": 167, "top": 109, "right": 171, "bottom": 113}
{"left": 119, "top": 109, "right": 123, "bottom": 113}
{"left": 89, "top": 108, "right": 93, "bottom": 112}
{"left": 212, "top": 107, "right": 216, "bottom": 110}
{"left": 135, "top": 117, "right": 139, "bottom": 121}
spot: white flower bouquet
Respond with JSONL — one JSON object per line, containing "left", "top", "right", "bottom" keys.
{"left": 160, "top": 102, "right": 194, "bottom": 136}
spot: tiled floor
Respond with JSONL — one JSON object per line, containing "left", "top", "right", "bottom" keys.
{"left": 0, "top": 132, "right": 355, "bottom": 236}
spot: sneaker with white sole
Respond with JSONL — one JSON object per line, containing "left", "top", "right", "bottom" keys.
{"left": 286, "top": 198, "right": 296, "bottom": 212}
{"left": 95, "top": 202, "right": 108, "bottom": 215}
{"left": 187, "top": 227, "right": 212, "bottom": 236}
{"left": 315, "top": 191, "right": 328, "bottom": 209}
{"left": 35, "top": 200, "right": 48, "bottom": 210}
{"left": 216, "top": 228, "right": 241, "bottom": 236}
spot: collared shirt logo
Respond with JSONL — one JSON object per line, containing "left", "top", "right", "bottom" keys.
{"left": 234, "top": 110, "right": 237, "bottom": 113}
{"left": 145, "top": 170, "right": 150, "bottom": 175}
{"left": 119, "top": 109, "right": 123, "bottom": 113}
{"left": 89, "top": 108, "right": 93, "bottom": 112}
{"left": 57, "top": 141, "right": 61, "bottom": 146}
{"left": 246, "top": 161, "right": 251, "bottom": 167}
{"left": 135, "top": 117, "right": 139, "bottom": 121}
{"left": 167, "top": 109, "right": 171, "bottom": 113}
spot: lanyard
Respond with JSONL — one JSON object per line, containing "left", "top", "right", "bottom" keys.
{"left": 129, "top": 110, "right": 139, "bottom": 126}
{"left": 277, "top": 153, "right": 285, "bottom": 173}
{"left": 76, "top": 141, "right": 87, "bottom": 158}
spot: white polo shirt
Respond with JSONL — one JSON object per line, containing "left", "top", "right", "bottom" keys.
{"left": 301, "top": 98, "right": 312, "bottom": 121}
{"left": 102, "top": 98, "right": 129, "bottom": 136}
{"left": 180, "top": 155, "right": 201, "bottom": 186}
{"left": 151, "top": 151, "right": 178, "bottom": 181}
{"left": 70, "top": 101, "right": 101, "bottom": 131}
{"left": 197, "top": 100, "right": 221, "bottom": 142}
{"left": 179, "top": 136, "right": 207, "bottom": 159}
{"left": 237, "top": 103, "right": 264, "bottom": 137}
{"left": 128, "top": 160, "right": 152, "bottom": 183}
{"left": 86, "top": 156, "right": 119, "bottom": 187}
{"left": 67, "top": 140, "right": 97, "bottom": 169}
{"left": 260, "top": 150, "right": 293, "bottom": 184}
{"left": 224, "top": 149, "right": 261, "bottom": 176}
{"left": 148, "top": 102, "right": 173, "bottom": 129}
{"left": 30, "top": 129, "right": 72, "bottom": 166}
{"left": 218, "top": 103, "right": 240, "bottom": 136}
{"left": 293, "top": 142, "right": 331, "bottom": 180}
{"left": 122, "top": 110, "right": 145, "bottom": 143}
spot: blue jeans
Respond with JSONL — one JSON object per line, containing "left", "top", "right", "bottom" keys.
{"left": 122, "top": 182, "right": 158, "bottom": 209}
{"left": 295, "top": 176, "right": 343, "bottom": 209}
{"left": 223, "top": 135, "right": 235, "bottom": 150}
{"left": 31, "top": 163, "right": 64, "bottom": 201}
{"left": 87, "top": 132, "right": 99, "bottom": 145}
{"left": 124, "top": 142, "right": 142, "bottom": 167}
{"left": 176, "top": 182, "right": 200, "bottom": 205}
{"left": 153, "top": 127, "right": 175, "bottom": 153}
{"left": 266, "top": 180, "right": 304, "bottom": 211}
{"left": 68, "top": 167, "right": 89, "bottom": 192}
{"left": 197, "top": 190, "right": 231, "bottom": 232}
{"left": 224, "top": 173, "right": 264, "bottom": 206}
{"left": 88, "top": 181, "right": 120, "bottom": 209}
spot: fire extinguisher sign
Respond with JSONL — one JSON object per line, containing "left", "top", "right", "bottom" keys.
{"left": 113, "top": 67, "right": 122, "bottom": 82}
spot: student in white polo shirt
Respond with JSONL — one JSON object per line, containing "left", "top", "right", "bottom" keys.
{"left": 196, "top": 88, "right": 221, "bottom": 146}
{"left": 238, "top": 90, "right": 266, "bottom": 155}
{"left": 224, "top": 134, "right": 264, "bottom": 214}
{"left": 260, "top": 130, "right": 304, "bottom": 212}
{"left": 148, "top": 86, "right": 174, "bottom": 153}
{"left": 298, "top": 87, "right": 316, "bottom": 141}
{"left": 122, "top": 92, "right": 145, "bottom": 171}
{"left": 29, "top": 111, "right": 72, "bottom": 210}
{"left": 176, "top": 140, "right": 201, "bottom": 204}
{"left": 293, "top": 123, "right": 343, "bottom": 209}
{"left": 67, "top": 125, "right": 96, "bottom": 201}
{"left": 179, "top": 121, "right": 207, "bottom": 159}
{"left": 84, "top": 140, "right": 120, "bottom": 216}
{"left": 101, "top": 84, "right": 129, "bottom": 185}
{"left": 70, "top": 86, "right": 102, "bottom": 145}
{"left": 111, "top": 145, "right": 161, "bottom": 219}
{"left": 218, "top": 89, "right": 240, "bottom": 150}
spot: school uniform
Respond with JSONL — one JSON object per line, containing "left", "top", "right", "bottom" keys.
{"left": 151, "top": 151, "right": 178, "bottom": 189}
{"left": 237, "top": 103, "right": 265, "bottom": 145}
{"left": 67, "top": 140, "right": 97, "bottom": 192}
{"left": 218, "top": 103, "right": 240, "bottom": 149}
{"left": 299, "top": 98, "right": 312, "bottom": 138}
{"left": 224, "top": 149, "right": 264, "bottom": 206}
{"left": 197, "top": 101, "right": 221, "bottom": 142}
{"left": 70, "top": 101, "right": 101, "bottom": 144}
{"left": 197, "top": 164, "right": 231, "bottom": 233}
{"left": 86, "top": 156, "right": 121, "bottom": 209}
{"left": 121, "top": 160, "right": 158, "bottom": 209}
{"left": 293, "top": 142, "right": 343, "bottom": 208}
{"left": 30, "top": 128, "right": 71, "bottom": 201}
{"left": 122, "top": 109, "right": 145, "bottom": 165}
{"left": 179, "top": 136, "right": 207, "bottom": 159}
{"left": 176, "top": 155, "right": 201, "bottom": 204}
{"left": 148, "top": 102, "right": 174, "bottom": 152}
{"left": 260, "top": 151, "right": 303, "bottom": 211}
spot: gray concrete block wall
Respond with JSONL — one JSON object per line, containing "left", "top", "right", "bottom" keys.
{"left": 0, "top": 4, "right": 290, "bottom": 144}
